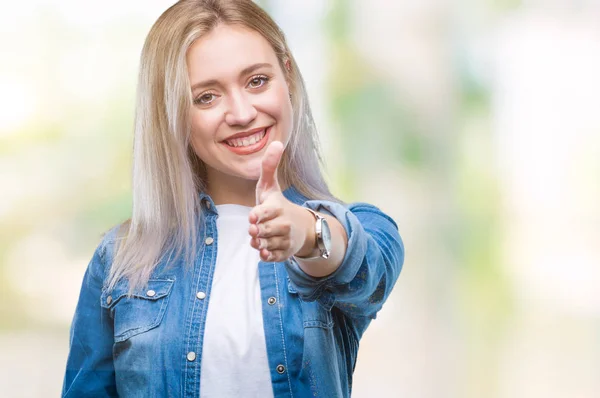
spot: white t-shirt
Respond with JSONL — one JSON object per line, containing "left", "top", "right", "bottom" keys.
{"left": 200, "top": 204, "right": 274, "bottom": 398}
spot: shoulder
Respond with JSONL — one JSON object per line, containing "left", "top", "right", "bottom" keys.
{"left": 88, "top": 221, "right": 129, "bottom": 284}
{"left": 99, "top": 221, "right": 127, "bottom": 258}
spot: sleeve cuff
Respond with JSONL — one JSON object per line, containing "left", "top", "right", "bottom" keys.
{"left": 285, "top": 200, "right": 368, "bottom": 301}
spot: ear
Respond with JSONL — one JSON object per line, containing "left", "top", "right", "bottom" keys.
{"left": 282, "top": 56, "right": 293, "bottom": 97}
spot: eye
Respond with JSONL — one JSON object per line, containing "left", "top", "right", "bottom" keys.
{"left": 248, "top": 75, "right": 269, "bottom": 89}
{"left": 194, "top": 92, "right": 217, "bottom": 106}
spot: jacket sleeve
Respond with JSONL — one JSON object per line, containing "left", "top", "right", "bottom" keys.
{"left": 62, "top": 236, "right": 118, "bottom": 397}
{"left": 285, "top": 201, "right": 404, "bottom": 324}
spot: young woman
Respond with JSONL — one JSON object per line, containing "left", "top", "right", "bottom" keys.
{"left": 62, "top": 1, "right": 404, "bottom": 397}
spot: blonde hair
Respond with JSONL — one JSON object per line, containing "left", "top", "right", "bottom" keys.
{"left": 107, "top": 0, "right": 339, "bottom": 291}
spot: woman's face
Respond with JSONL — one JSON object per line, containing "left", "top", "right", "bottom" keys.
{"left": 186, "top": 23, "right": 293, "bottom": 184}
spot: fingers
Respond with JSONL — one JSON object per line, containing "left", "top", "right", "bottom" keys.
{"left": 260, "top": 249, "right": 286, "bottom": 262}
{"left": 249, "top": 235, "right": 261, "bottom": 250}
{"left": 259, "top": 141, "right": 284, "bottom": 189}
{"left": 249, "top": 223, "right": 259, "bottom": 237}
{"left": 261, "top": 236, "right": 290, "bottom": 251}
{"left": 248, "top": 189, "right": 296, "bottom": 262}
{"left": 249, "top": 228, "right": 292, "bottom": 262}
{"left": 248, "top": 228, "right": 290, "bottom": 251}
{"left": 249, "top": 203, "right": 282, "bottom": 224}
{"left": 256, "top": 141, "right": 284, "bottom": 204}
{"left": 248, "top": 220, "right": 291, "bottom": 239}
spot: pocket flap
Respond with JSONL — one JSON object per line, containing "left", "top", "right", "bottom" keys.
{"left": 101, "top": 279, "right": 175, "bottom": 309}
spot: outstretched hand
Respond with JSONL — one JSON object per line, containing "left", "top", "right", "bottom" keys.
{"left": 248, "top": 141, "right": 313, "bottom": 262}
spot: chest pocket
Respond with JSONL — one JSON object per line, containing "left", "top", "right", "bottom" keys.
{"left": 101, "top": 279, "right": 175, "bottom": 343}
{"left": 287, "top": 278, "right": 334, "bottom": 329}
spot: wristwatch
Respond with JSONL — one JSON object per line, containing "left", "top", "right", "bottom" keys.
{"left": 296, "top": 208, "right": 332, "bottom": 260}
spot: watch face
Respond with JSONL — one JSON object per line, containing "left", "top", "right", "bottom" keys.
{"left": 321, "top": 219, "right": 332, "bottom": 252}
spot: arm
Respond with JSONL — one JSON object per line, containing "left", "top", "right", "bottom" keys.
{"left": 286, "top": 201, "right": 404, "bottom": 323}
{"left": 62, "top": 239, "right": 118, "bottom": 397}
{"left": 292, "top": 205, "right": 348, "bottom": 278}
{"left": 248, "top": 142, "right": 403, "bottom": 323}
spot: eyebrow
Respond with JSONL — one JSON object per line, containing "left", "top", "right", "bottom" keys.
{"left": 190, "top": 62, "right": 273, "bottom": 92}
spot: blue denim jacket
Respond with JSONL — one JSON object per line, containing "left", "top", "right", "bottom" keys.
{"left": 62, "top": 186, "right": 404, "bottom": 397}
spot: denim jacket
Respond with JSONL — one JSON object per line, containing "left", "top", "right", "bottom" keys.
{"left": 62, "top": 186, "right": 404, "bottom": 397}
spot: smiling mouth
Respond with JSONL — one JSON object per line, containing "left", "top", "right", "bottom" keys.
{"left": 223, "top": 129, "right": 266, "bottom": 148}
{"left": 220, "top": 126, "right": 271, "bottom": 155}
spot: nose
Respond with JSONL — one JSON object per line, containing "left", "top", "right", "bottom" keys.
{"left": 224, "top": 91, "right": 257, "bottom": 127}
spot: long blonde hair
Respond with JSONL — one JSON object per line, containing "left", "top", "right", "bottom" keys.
{"left": 107, "top": 0, "right": 338, "bottom": 291}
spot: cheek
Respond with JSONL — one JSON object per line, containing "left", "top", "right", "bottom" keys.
{"left": 264, "top": 87, "right": 293, "bottom": 137}
{"left": 189, "top": 111, "right": 219, "bottom": 159}
{"left": 278, "top": 100, "right": 293, "bottom": 146}
{"left": 282, "top": 97, "right": 293, "bottom": 132}
{"left": 190, "top": 110, "right": 220, "bottom": 142}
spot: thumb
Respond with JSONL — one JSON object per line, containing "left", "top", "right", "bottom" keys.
{"left": 256, "top": 140, "right": 284, "bottom": 203}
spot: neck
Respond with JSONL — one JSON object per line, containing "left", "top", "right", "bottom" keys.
{"left": 207, "top": 173, "right": 256, "bottom": 207}
{"left": 204, "top": 169, "right": 289, "bottom": 207}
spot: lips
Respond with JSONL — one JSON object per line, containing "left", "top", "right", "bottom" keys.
{"left": 222, "top": 127, "right": 267, "bottom": 143}
{"left": 220, "top": 126, "right": 271, "bottom": 155}
{"left": 224, "top": 129, "right": 266, "bottom": 148}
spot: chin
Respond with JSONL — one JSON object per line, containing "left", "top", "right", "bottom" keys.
{"left": 245, "top": 171, "right": 261, "bottom": 181}
{"left": 224, "top": 169, "right": 260, "bottom": 183}
{"left": 242, "top": 160, "right": 262, "bottom": 181}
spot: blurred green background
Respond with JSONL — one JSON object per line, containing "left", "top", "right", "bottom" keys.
{"left": 1, "top": 1, "right": 599, "bottom": 396}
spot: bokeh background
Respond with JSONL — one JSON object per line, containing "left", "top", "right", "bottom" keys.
{"left": 1, "top": 0, "right": 599, "bottom": 396}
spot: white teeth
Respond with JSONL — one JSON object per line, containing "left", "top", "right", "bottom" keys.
{"left": 226, "top": 129, "right": 266, "bottom": 148}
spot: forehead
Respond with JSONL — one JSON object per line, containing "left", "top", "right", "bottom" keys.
{"left": 187, "top": 24, "right": 278, "bottom": 81}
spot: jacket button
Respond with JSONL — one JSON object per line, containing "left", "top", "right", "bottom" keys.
{"left": 106, "top": 295, "right": 112, "bottom": 305}
{"left": 205, "top": 237, "right": 214, "bottom": 245}
{"left": 146, "top": 290, "right": 156, "bottom": 297}
{"left": 267, "top": 297, "right": 276, "bottom": 305}
{"left": 187, "top": 352, "right": 196, "bottom": 362}
{"left": 276, "top": 364, "right": 285, "bottom": 374}
{"left": 196, "top": 291, "right": 206, "bottom": 300}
